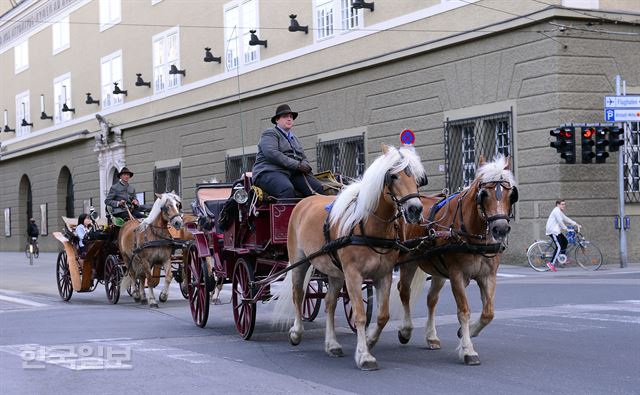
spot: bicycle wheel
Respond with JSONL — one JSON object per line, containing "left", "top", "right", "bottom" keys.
{"left": 24, "top": 243, "right": 30, "bottom": 259}
{"left": 574, "top": 241, "right": 603, "bottom": 271}
{"left": 526, "top": 241, "right": 553, "bottom": 272}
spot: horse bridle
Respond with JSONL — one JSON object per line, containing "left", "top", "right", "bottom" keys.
{"left": 383, "top": 167, "right": 427, "bottom": 223}
{"left": 475, "top": 180, "right": 519, "bottom": 226}
{"left": 161, "top": 201, "right": 183, "bottom": 223}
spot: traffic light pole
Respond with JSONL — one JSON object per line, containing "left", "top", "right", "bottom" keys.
{"left": 615, "top": 75, "right": 628, "bottom": 268}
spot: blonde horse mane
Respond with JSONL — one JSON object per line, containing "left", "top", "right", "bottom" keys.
{"left": 329, "top": 145, "right": 426, "bottom": 238}
{"left": 475, "top": 154, "right": 516, "bottom": 185}
{"left": 137, "top": 192, "right": 181, "bottom": 231}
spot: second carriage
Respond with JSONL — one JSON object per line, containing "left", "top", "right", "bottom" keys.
{"left": 185, "top": 174, "right": 373, "bottom": 340}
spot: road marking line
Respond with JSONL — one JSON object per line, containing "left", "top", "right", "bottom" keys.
{"left": 0, "top": 294, "right": 47, "bottom": 307}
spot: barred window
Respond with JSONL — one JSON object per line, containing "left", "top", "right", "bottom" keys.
{"left": 445, "top": 111, "right": 513, "bottom": 191}
{"left": 154, "top": 166, "right": 181, "bottom": 194}
{"left": 225, "top": 154, "right": 256, "bottom": 182}
{"left": 317, "top": 134, "right": 365, "bottom": 179}
{"left": 624, "top": 122, "right": 640, "bottom": 202}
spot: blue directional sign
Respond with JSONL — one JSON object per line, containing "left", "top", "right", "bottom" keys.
{"left": 604, "top": 96, "right": 640, "bottom": 108}
{"left": 604, "top": 108, "right": 640, "bottom": 122}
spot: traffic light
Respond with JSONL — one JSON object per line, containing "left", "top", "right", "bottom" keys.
{"left": 581, "top": 127, "right": 595, "bottom": 164}
{"left": 608, "top": 126, "right": 624, "bottom": 152}
{"left": 550, "top": 126, "right": 575, "bottom": 164}
{"left": 595, "top": 127, "right": 610, "bottom": 163}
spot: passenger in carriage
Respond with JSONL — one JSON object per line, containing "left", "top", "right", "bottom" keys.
{"left": 105, "top": 167, "right": 145, "bottom": 219}
{"left": 251, "top": 104, "right": 326, "bottom": 198}
{"left": 75, "top": 213, "right": 93, "bottom": 254}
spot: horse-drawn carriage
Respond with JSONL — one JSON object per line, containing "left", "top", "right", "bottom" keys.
{"left": 184, "top": 173, "right": 374, "bottom": 339}
{"left": 53, "top": 199, "right": 190, "bottom": 305}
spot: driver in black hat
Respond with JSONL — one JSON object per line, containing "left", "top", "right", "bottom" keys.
{"left": 252, "top": 104, "right": 325, "bottom": 198}
{"left": 105, "top": 167, "right": 145, "bottom": 219}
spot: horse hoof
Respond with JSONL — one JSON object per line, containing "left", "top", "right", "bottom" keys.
{"left": 140, "top": 299, "right": 148, "bottom": 305}
{"left": 359, "top": 360, "right": 379, "bottom": 371}
{"left": 133, "top": 297, "right": 141, "bottom": 303}
{"left": 159, "top": 293, "right": 168, "bottom": 303}
{"left": 426, "top": 340, "right": 441, "bottom": 350}
{"left": 464, "top": 355, "right": 481, "bottom": 365}
{"left": 398, "top": 331, "right": 410, "bottom": 345}
{"left": 150, "top": 303, "right": 159, "bottom": 308}
{"left": 457, "top": 327, "right": 462, "bottom": 339}
{"left": 289, "top": 333, "right": 301, "bottom": 346}
{"left": 326, "top": 347, "right": 344, "bottom": 357}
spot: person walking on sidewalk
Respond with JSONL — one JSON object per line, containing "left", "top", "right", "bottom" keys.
{"left": 545, "top": 199, "right": 581, "bottom": 272}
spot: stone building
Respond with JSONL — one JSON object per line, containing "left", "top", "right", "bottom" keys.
{"left": 1, "top": 0, "right": 638, "bottom": 265}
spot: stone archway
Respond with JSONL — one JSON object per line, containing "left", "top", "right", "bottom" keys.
{"left": 18, "top": 175, "right": 32, "bottom": 246}
{"left": 56, "top": 167, "right": 74, "bottom": 230}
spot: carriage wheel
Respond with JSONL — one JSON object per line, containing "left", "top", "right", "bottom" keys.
{"left": 232, "top": 257, "right": 256, "bottom": 340}
{"left": 186, "top": 245, "right": 210, "bottom": 328}
{"left": 56, "top": 251, "right": 73, "bottom": 301}
{"left": 343, "top": 283, "right": 373, "bottom": 333}
{"left": 302, "top": 278, "right": 323, "bottom": 322}
{"left": 104, "top": 255, "right": 121, "bottom": 304}
{"left": 179, "top": 268, "right": 189, "bottom": 299}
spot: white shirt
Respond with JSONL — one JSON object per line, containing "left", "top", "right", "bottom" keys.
{"left": 545, "top": 206, "right": 577, "bottom": 236}
{"left": 76, "top": 224, "right": 88, "bottom": 247}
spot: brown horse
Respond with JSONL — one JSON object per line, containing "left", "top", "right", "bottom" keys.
{"left": 394, "top": 155, "right": 518, "bottom": 365}
{"left": 119, "top": 192, "right": 183, "bottom": 307}
{"left": 272, "top": 145, "right": 427, "bottom": 370}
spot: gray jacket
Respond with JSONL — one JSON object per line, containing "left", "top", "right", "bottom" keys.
{"left": 252, "top": 126, "right": 310, "bottom": 181}
{"left": 105, "top": 180, "right": 136, "bottom": 215}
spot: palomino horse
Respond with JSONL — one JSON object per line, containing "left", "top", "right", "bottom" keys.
{"left": 273, "top": 145, "right": 427, "bottom": 370}
{"left": 120, "top": 192, "right": 184, "bottom": 307}
{"left": 393, "top": 155, "right": 518, "bottom": 365}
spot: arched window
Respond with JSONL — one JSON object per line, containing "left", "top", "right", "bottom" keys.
{"left": 66, "top": 173, "right": 74, "bottom": 218}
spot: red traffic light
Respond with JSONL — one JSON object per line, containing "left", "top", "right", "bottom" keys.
{"left": 582, "top": 128, "right": 594, "bottom": 139}
{"left": 560, "top": 128, "right": 572, "bottom": 138}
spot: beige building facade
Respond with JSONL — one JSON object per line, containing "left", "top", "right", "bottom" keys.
{"left": 1, "top": 0, "right": 639, "bottom": 265}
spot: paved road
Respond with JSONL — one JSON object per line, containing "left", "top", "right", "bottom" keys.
{"left": 1, "top": 252, "right": 639, "bottom": 395}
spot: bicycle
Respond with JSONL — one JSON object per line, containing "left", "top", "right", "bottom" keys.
{"left": 526, "top": 229, "right": 602, "bottom": 272}
{"left": 25, "top": 236, "right": 40, "bottom": 265}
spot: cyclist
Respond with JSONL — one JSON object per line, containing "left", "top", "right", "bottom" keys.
{"left": 26, "top": 218, "right": 39, "bottom": 256}
{"left": 545, "top": 199, "right": 581, "bottom": 272}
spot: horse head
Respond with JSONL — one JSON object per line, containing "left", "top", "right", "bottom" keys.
{"left": 157, "top": 191, "right": 184, "bottom": 230}
{"left": 381, "top": 144, "right": 426, "bottom": 224}
{"left": 474, "top": 155, "right": 518, "bottom": 243}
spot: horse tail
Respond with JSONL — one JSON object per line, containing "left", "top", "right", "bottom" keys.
{"left": 270, "top": 265, "right": 313, "bottom": 329}
{"left": 120, "top": 272, "right": 132, "bottom": 291}
{"left": 389, "top": 266, "right": 428, "bottom": 319}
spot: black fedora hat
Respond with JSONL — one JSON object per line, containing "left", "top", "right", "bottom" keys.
{"left": 271, "top": 104, "right": 298, "bottom": 124}
{"left": 118, "top": 167, "right": 134, "bottom": 177}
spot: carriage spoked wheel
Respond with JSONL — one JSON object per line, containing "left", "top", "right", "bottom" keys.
{"left": 302, "top": 273, "right": 324, "bottom": 322}
{"left": 343, "top": 282, "right": 373, "bottom": 333}
{"left": 178, "top": 267, "right": 189, "bottom": 299}
{"left": 185, "top": 244, "right": 210, "bottom": 328}
{"left": 104, "top": 255, "right": 122, "bottom": 304}
{"left": 56, "top": 251, "right": 73, "bottom": 301}
{"left": 232, "top": 257, "right": 256, "bottom": 340}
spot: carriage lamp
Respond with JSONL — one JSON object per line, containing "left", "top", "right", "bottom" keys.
{"left": 288, "top": 15, "right": 308, "bottom": 34}
{"left": 169, "top": 65, "right": 186, "bottom": 76}
{"left": 40, "top": 94, "right": 53, "bottom": 119}
{"left": 85, "top": 93, "right": 100, "bottom": 105}
{"left": 113, "top": 82, "right": 128, "bottom": 96}
{"left": 351, "top": 0, "right": 374, "bottom": 12}
{"left": 204, "top": 47, "right": 221, "bottom": 63}
{"left": 248, "top": 30, "right": 267, "bottom": 47}
{"left": 3, "top": 110, "right": 15, "bottom": 132}
{"left": 135, "top": 73, "right": 151, "bottom": 87}
{"left": 233, "top": 188, "right": 249, "bottom": 204}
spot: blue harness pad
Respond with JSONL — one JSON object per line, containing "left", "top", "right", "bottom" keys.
{"left": 428, "top": 192, "right": 460, "bottom": 221}
{"left": 325, "top": 202, "right": 334, "bottom": 212}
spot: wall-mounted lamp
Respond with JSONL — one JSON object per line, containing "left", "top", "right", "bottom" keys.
{"left": 135, "top": 73, "right": 151, "bottom": 87}
{"left": 21, "top": 118, "right": 33, "bottom": 127}
{"left": 85, "top": 92, "right": 100, "bottom": 105}
{"left": 204, "top": 47, "right": 221, "bottom": 63}
{"left": 288, "top": 14, "right": 308, "bottom": 34}
{"left": 249, "top": 30, "right": 267, "bottom": 47}
{"left": 351, "top": 0, "right": 374, "bottom": 12}
{"left": 3, "top": 110, "right": 15, "bottom": 132}
{"left": 61, "top": 103, "right": 75, "bottom": 113}
{"left": 169, "top": 65, "right": 186, "bottom": 76}
{"left": 40, "top": 94, "right": 53, "bottom": 120}
{"left": 113, "top": 82, "right": 127, "bottom": 96}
